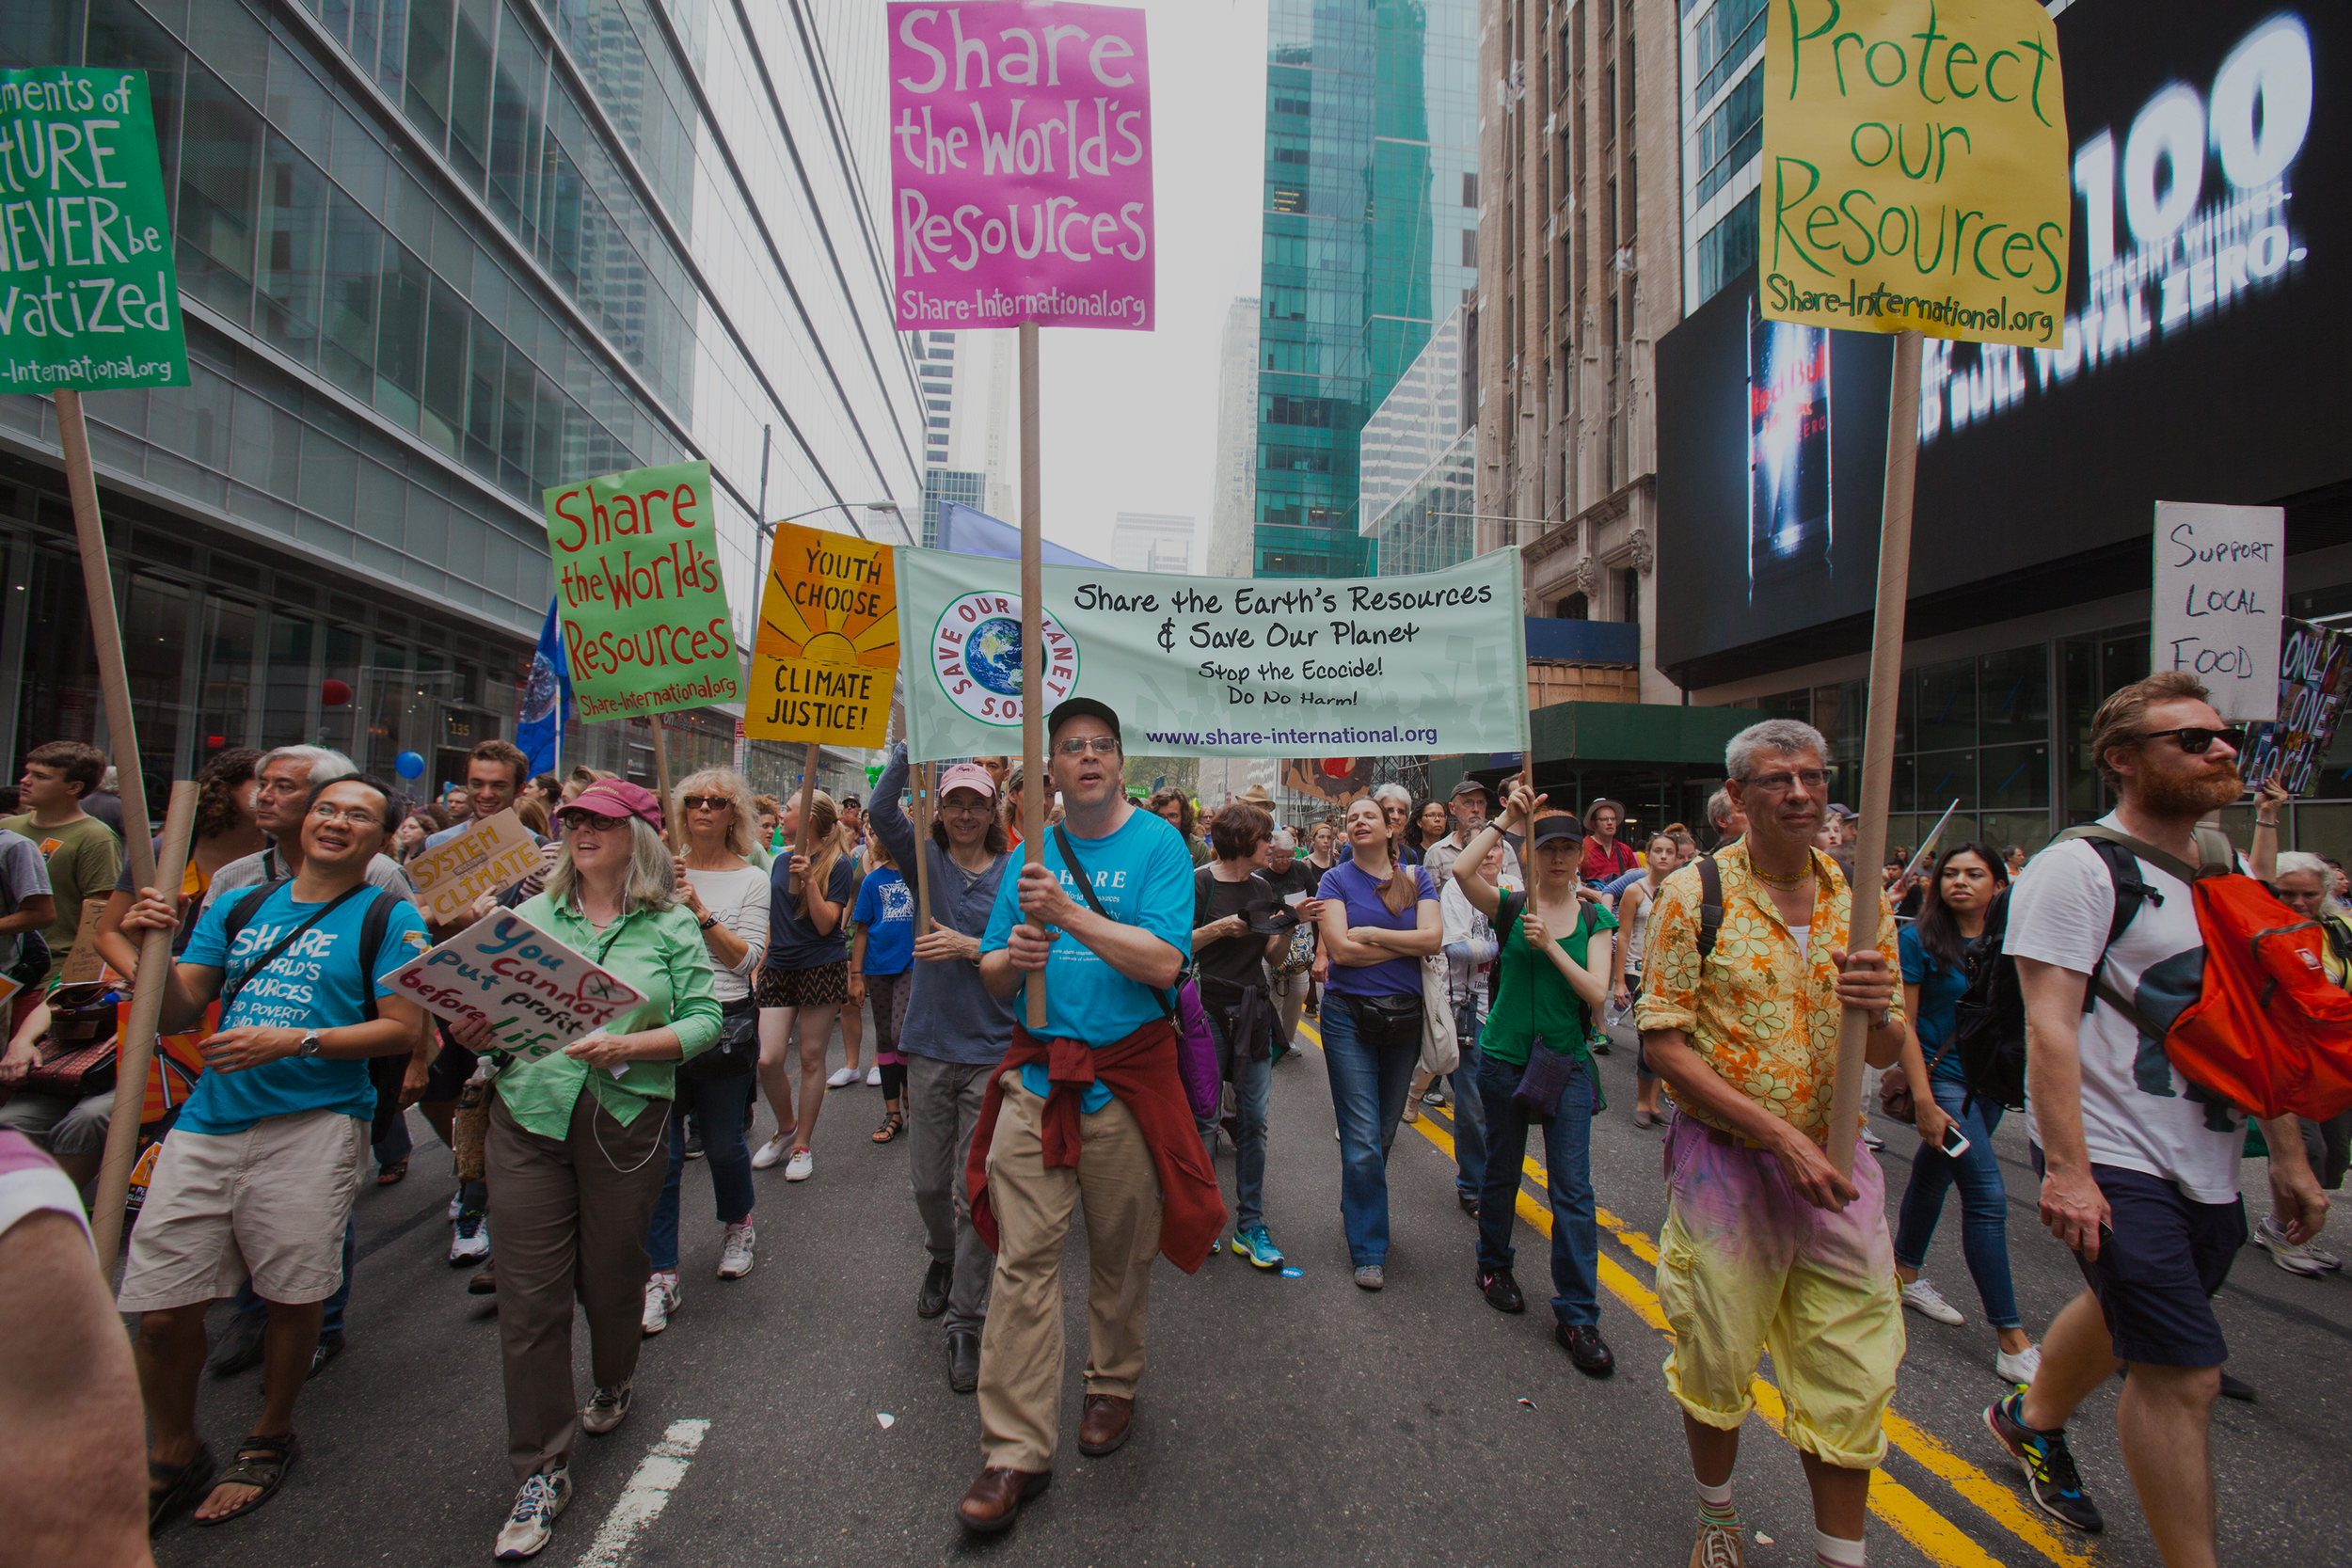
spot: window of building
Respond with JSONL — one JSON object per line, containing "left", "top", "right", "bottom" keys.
{"left": 1557, "top": 593, "right": 1589, "bottom": 620}
{"left": 1694, "top": 189, "right": 1759, "bottom": 309}
{"left": 1692, "top": 69, "right": 1762, "bottom": 206}
{"left": 1617, "top": 567, "right": 1639, "bottom": 625}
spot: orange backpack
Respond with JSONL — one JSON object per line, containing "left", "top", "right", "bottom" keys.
{"left": 2062, "top": 825, "right": 2352, "bottom": 1123}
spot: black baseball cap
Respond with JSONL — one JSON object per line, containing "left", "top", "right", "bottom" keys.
{"left": 1449, "top": 778, "right": 1493, "bottom": 801}
{"left": 1528, "top": 816, "right": 1584, "bottom": 849}
{"left": 1046, "top": 696, "right": 1122, "bottom": 745}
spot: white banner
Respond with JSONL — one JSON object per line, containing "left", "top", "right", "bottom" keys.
{"left": 2152, "top": 500, "right": 2285, "bottom": 722}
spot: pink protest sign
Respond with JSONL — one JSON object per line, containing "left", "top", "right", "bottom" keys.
{"left": 887, "top": 2, "right": 1153, "bottom": 332}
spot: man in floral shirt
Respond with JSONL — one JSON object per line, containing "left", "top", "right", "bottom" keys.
{"left": 1635, "top": 719, "right": 1907, "bottom": 1568}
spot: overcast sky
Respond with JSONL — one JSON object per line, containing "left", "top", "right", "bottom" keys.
{"left": 955, "top": 0, "right": 1269, "bottom": 567}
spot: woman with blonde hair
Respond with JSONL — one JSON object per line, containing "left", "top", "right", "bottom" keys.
{"left": 443, "top": 779, "right": 721, "bottom": 1560}
{"left": 751, "top": 789, "right": 856, "bottom": 1180}
{"left": 640, "top": 769, "right": 771, "bottom": 1331}
{"left": 1316, "top": 794, "right": 1441, "bottom": 1290}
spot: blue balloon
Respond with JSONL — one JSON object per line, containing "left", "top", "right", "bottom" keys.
{"left": 395, "top": 750, "right": 426, "bottom": 780}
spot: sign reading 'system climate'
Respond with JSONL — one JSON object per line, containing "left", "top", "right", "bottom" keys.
{"left": 0, "top": 69, "right": 187, "bottom": 390}
{"left": 542, "top": 459, "right": 739, "bottom": 720}
{"left": 1760, "top": 0, "right": 2070, "bottom": 348}
{"left": 887, "top": 2, "right": 1154, "bottom": 331}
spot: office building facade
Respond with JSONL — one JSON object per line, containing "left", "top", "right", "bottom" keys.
{"left": 1361, "top": 308, "right": 1474, "bottom": 578}
{"left": 1254, "top": 0, "right": 1480, "bottom": 579}
{"left": 1, "top": 0, "right": 922, "bottom": 800}
{"left": 1206, "top": 295, "right": 1259, "bottom": 578}
{"left": 1111, "top": 513, "right": 1195, "bottom": 577}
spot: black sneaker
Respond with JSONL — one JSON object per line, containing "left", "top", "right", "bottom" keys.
{"left": 683, "top": 1117, "right": 706, "bottom": 1161}
{"left": 1984, "top": 1392, "right": 2104, "bottom": 1532}
{"left": 1457, "top": 1192, "right": 1480, "bottom": 1217}
{"left": 1557, "top": 1323, "right": 1615, "bottom": 1378}
{"left": 309, "top": 1332, "right": 346, "bottom": 1380}
{"left": 206, "top": 1310, "right": 268, "bottom": 1377}
{"left": 1479, "top": 1266, "right": 1525, "bottom": 1314}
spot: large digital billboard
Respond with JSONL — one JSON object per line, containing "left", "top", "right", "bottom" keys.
{"left": 1658, "top": 3, "right": 2345, "bottom": 684}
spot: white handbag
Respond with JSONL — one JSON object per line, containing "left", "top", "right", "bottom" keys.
{"left": 1418, "top": 951, "right": 1460, "bottom": 1076}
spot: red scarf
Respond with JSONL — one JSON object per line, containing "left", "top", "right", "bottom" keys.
{"left": 965, "top": 1019, "right": 1227, "bottom": 1273}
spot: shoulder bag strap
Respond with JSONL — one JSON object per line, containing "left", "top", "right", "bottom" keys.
{"left": 2051, "top": 823, "right": 2203, "bottom": 887}
{"left": 2076, "top": 837, "right": 2163, "bottom": 1034}
{"left": 356, "top": 889, "right": 393, "bottom": 1022}
{"left": 1052, "top": 823, "right": 1178, "bottom": 1022}
{"left": 1695, "top": 855, "right": 1724, "bottom": 960}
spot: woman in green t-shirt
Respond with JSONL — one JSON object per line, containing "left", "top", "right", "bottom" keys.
{"left": 1450, "top": 783, "right": 1618, "bottom": 1379}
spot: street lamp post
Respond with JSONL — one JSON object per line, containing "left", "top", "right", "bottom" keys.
{"left": 755, "top": 499, "right": 909, "bottom": 543}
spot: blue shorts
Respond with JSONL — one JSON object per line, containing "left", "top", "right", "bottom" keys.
{"left": 2034, "top": 1147, "right": 2246, "bottom": 1369}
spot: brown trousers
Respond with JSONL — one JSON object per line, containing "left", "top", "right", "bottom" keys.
{"left": 486, "top": 1089, "right": 671, "bottom": 1480}
{"left": 977, "top": 1072, "right": 1165, "bottom": 1472}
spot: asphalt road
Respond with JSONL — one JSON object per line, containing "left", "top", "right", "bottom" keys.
{"left": 145, "top": 1013, "right": 2350, "bottom": 1568}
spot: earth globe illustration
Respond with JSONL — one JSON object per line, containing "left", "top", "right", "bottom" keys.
{"left": 965, "top": 616, "right": 1025, "bottom": 697}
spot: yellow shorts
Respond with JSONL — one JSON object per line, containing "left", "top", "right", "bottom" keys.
{"left": 1653, "top": 1117, "right": 1904, "bottom": 1468}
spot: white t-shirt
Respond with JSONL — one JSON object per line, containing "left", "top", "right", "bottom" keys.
{"left": 2003, "top": 814, "right": 2246, "bottom": 1203}
{"left": 683, "top": 863, "right": 771, "bottom": 1005}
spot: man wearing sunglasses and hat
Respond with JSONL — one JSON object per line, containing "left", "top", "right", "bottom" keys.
{"left": 955, "top": 698, "right": 1224, "bottom": 1535}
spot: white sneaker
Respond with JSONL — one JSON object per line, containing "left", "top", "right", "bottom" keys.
{"left": 1994, "top": 1341, "right": 2042, "bottom": 1385}
{"left": 450, "top": 1213, "right": 490, "bottom": 1265}
{"left": 865, "top": 1064, "right": 882, "bottom": 1086}
{"left": 642, "top": 1271, "right": 680, "bottom": 1335}
{"left": 580, "top": 1382, "right": 631, "bottom": 1435}
{"left": 1900, "top": 1277, "right": 1965, "bottom": 1325}
{"left": 2254, "top": 1212, "right": 2333, "bottom": 1276}
{"left": 785, "top": 1148, "right": 814, "bottom": 1181}
{"left": 1860, "top": 1125, "right": 1886, "bottom": 1150}
{"left": 826, "top": 1066, "right": 862, "bottom": 1088}
{"left": 718, "top": 1221, "right": 756, "bottom": 1279}
{"left": 493, "top": 1465, "right": 572, "bottom": 1560}
{"left": 751, "top": 1133, "right": 791, "bottom": 1170}
{"left": 448, "top": 1188, "right": 466, "bottom": 1222}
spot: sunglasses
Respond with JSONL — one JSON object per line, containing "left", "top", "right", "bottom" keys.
{"left": 561, "top": 811, "right": 628, "bottom": 832}
{"left": 1055, "top": 736, "right": 1120, "bottom": 756}
{"left": 681, "top": 794, "right": 732, "bottom": 811}
{"left": 2137, "top": 725, "right": 2245, "bottom": 755}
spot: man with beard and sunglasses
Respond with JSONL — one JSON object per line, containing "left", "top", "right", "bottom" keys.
{"left": 1987, "top": 673, "right": 2329, "bottom": 1558}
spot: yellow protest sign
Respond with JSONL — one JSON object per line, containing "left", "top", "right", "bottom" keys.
{"left": 745, "top": 520, "right": 898, "bottom": 748}
{"left": 1760, "top": 0, "right": 2069, "bottom": 347}
{"left": 405, "top": 809, "right": 543, "bottom": 925}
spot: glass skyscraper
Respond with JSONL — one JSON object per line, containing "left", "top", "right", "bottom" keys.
{"left": 1253, "top": 0, "right": 1479, "bottom": 578}
{"left": 0, "top": 0, "right": 919, "bottom": 800}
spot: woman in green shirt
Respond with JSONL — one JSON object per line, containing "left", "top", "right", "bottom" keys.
{"left": 1451, "top": 783, "right": 1618, "bottom": 1379}
{"left": 448, "top": 777, "right": 721, "bottom": 1562}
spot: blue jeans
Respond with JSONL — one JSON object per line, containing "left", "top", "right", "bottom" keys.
{"left": 1892, "top": 1077, "right": 2020, "bottom": 1329}
{"left": 1197, "top": 1002, "right": 1274, "bottom": 1232}
{"left": 1320, "top": 994, "right": 1421, "bottom": 1267}
{"left": 646, "top": 1069, "right": 758, "bottom": 1274}
{"left": 1447, "top": 997, "right": 1487, "bottom": 1200}
{"left": 233, "top": 1212, "right": 356, "bottom": 1338}
{"left": 1474, "top": 1050, "right": 1600, "bottom": 1327}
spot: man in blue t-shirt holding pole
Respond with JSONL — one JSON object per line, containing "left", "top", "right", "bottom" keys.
{"left": 955, "top": 698, "right": 1224, "bottom": 1535}
{"left": 117, "top": 772, "right": 431, "bottom": 1529}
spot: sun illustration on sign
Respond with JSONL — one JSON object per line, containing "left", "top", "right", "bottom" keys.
{"left": 755, "top": 552, "right": 898, "bottom": 675}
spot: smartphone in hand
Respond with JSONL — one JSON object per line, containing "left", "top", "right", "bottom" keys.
{"left": 1937, "top": 1121, "right": 1972, "bottom": 1158}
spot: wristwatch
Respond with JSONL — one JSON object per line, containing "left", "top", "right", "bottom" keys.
{"left": 296, "top": 1030, "right": 324, "bottom": 1058}
{"left": 698, "top": 913, "right": 720, "bottom": 930}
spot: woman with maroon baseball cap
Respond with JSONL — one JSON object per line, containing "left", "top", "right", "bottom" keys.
{"left": 445, "top": 776, "right": 722, "bottom": 1560}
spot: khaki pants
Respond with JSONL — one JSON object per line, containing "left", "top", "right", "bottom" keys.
{"left": 486, "top": 1090, "right": 671, "bottom": 1481}
{"left": 977, "top": 1072, "right": 1164, "bottom": 1472}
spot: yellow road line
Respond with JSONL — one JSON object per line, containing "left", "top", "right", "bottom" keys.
{"left": 1294, "top": 1021, "right": 2086, "bottom": 1568}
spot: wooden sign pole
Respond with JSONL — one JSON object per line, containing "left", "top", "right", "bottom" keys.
{"left": 914, "top": 761, "right": 934, "bottom": 939}
{"left": 90, "top": 782, "right": 198, "bottom": 1270}
{"left": 54, "top": 383, "right": 179, "bottom": 1263}
{"left": 651, "top": 714, "right": 677, "bottom": 850}
{"left": 1826, "top": 327, "right": 1924, "bottom": 1182}
{"left": 1018, "top": 322, "right": 1047, "bottom": 1030}
{"left": 792, "top": 741, "right": 821, "bottom": 897}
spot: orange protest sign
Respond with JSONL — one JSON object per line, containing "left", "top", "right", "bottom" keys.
{"left": 745, "top": 520, "right": 898, "bottom": 748}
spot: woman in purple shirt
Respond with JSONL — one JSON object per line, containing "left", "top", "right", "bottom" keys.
{"left": 1316, "top": 796, "right": 1441, "bottom": 1291}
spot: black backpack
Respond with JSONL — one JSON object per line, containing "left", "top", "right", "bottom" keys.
{"left": 218, "top": 879, "right": 399, "bottom": 1023}
{"left": 1947, "top": 887, "right": 2026, "bottom": 1112}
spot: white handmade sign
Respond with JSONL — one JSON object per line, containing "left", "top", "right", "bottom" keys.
{"left": 2152, "top": 501, "right": 2286, "bottom": 722}
{"left": 382, "top": 911, "right": 644, "bottom": 1066}
{"left": 405, "top": 809, "right": 542, "bottom": 924}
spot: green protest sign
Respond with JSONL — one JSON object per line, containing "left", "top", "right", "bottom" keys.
{"left": 0, "top": 69, "right": 188, "bottom": 390}
{"left": 542, "top": 458, "right": 741, "bottom": 721}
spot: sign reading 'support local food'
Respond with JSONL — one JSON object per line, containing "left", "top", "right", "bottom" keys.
{"left": 887, "top": 1, "right": 1154, "bottom": 331}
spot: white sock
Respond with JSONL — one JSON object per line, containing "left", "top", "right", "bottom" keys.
{"left": 1695, "top": 1478, "right": 1733, "bottom": 1507}
{"left": 1815, "top": 1528, "right": 1866, "bottom": 1567}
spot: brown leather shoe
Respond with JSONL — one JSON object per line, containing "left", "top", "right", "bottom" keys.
{"left": 956, "top": 1465, "right": 1050, "bottom": 1533}
{"left": 1076, "top": 1393, "right": 1133, "bottom": 1456}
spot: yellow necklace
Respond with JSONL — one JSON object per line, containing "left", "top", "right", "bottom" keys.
{"left": 1750, "top": 862, "right": 1809, "bottom": 887}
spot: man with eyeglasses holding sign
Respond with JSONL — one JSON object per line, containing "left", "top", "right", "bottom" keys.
{"left": 1636, "top": 719, "right": 1907, "bottom": 1568}
{"left": 116, "top": 773, "right": 431, "bottom": 1530}
{"left": 1987, "top": 673, "right": 2328, "bottom": 1559}
{"left": 956, "top": 698, "right": 1224, "bottom": 1536}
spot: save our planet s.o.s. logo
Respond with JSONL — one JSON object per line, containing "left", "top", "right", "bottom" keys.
{"left": 930, "top": 592, "right": 1080, "bottom": 726}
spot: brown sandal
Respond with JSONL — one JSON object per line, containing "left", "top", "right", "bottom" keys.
{"left": 871, "top": 1110, "right": 905, "bottom": 1144}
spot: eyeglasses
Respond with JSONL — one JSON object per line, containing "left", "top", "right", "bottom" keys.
{"left": 310, "top": 802, "right": 380, "bottom": 827}
{"left": 561, "top": 811, "right": 627, "bottom": 832}
{"left": 1740, "top": 768, "right": 1830, "bottom": 795}
{"left": 681, "top": 794, "right": 731, "bottom": 811}
{"left": 2137, "top": 725, "right": 2245, "bottom": 755}
{"left": 1055, "top": 736, "right": 1120, "bottom": 756}
{"left": 938, "top": 797, "right": 993, "bottom": 814}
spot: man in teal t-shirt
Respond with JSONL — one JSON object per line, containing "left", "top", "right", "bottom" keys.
{"left": 113, "top": 772, "right": 429, "bottom": 1528}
